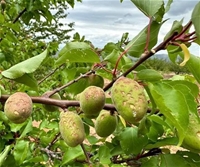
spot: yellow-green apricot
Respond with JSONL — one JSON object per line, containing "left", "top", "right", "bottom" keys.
{"left": 59, "top": 111, "right": 85, "bottom": 147}
{"left": 95, "top": 110, "right": 118, "bottom": 137}
{"left": 111, "top": 77, "right": 148, "bottom": 124}
{"left": 4, "top": 92, "right": 32, "bottom": 124}
{"left": 80, "top": 86, "right": 105, "bottom": 118}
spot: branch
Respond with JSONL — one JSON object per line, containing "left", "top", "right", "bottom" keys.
{"left": 38, "top": 64, "right": 65, "bottom": 85}
{"left": 0, "top": 95, "right": 116, "bottom": 110}
{"left": 103, "top": 31, "right": 178, "bottom": 91}
{"left": 43, "top": 70, "right": 96, "bottom": 97}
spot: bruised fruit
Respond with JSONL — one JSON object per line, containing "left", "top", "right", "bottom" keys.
{"left": 95, "top": 110, "right": 117, "bottom": 137}
{"left": 111, "top": 77, "right": 148, "bottom": 124}
{"left": 182, "top": 113, "right": 200, "bottom": 153}
{"left": 43, "top": 91, "right": 61, "bottom": 112}
{"left": 59, "top": 111, "right": 85, "bottom": 147}
{"left": 80, "top": 86, "right": 105, "bottom": 118}
{"left": 4, "top": 92, "right": 32, "bottom": 124}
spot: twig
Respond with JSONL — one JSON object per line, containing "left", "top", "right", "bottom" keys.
{"left": 46, "top": 133, "right": 61, "bottom": 150}
{"left": 80, "top": 143, "right": 91, "bottom": 164}
{"left": 46, "top": 70, "right": 96, "bottom": 97}
{"left": 38, "top": 64, "right": 65, "bottom": 85}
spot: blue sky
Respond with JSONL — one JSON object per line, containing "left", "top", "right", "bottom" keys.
{"left": 65, "top": 0, "right": 200, "bottom": 56}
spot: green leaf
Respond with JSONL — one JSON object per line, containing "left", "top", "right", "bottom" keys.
{"left": 148, "top": 81, "right": 189, "bottom": 145}
{"left": 98, "top": 145, "right": 112, "bottom": 164}
{"left": 185, "top": 54, "right": 200, "bottom": 84}
{"left": 14, "top": 73, "right": 38, "bottom": 91}
{"left": 160, "top": 154, "right": 193, "bottom": 167}
{"left": 126, "top": 21, "right": 162, "bottom": 57}
{"left": 164, "top": 19, "right": 183, "bottom": 41}
{"left": 62, "top": 145, "right": 84, "bottom": 165}
{"left": 191, "top": 2, "right": 200, "bottom": 42}
{"left": 56, "top": 42, "right": 100, "bottom": 66}
{"left": 165, "top": 0, "right": 173, "bottom": 13}
{"left": 2, "top": 48, "right": 48, "bottom": 79}
{"left": 14, "top": 140, "right": 30, "bottom": 165}
{"left": 119, "top": 127, "right": 148, "bottom": 155}
{"left": 0, "top": 145, "right": 13, "bottom": 167}
{"left": 146, "top": 137, "right": 178, "bottom": 150}
{"left": 19, "top": 119, "right": 33, "bottom": 139}
{"left": 136, "top": 69, "right": 163, "bottom": 81}
{"left": 131, "top": 0, "right": 163, "bottom": 17}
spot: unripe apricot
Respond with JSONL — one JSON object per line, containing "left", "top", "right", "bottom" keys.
{"left": 111, "top": 77, "right": 148, "bottom": 124}
{"left": 95, "top": 110, "right": 117, "bottom": 137}
{"left": 80, "top": 86, "right": 105, "bottom": 118}
{"left": 4, "top": 92, "right": 32, "bottom": 124}
{"left": 59, "top": 111, "right": 85, "bottom": 147}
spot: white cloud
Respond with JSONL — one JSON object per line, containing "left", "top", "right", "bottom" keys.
{"left": 65, "top": 0, "right": 199, "bottom": 56}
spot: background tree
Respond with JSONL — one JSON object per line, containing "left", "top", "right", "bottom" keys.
{"left": 0, "top": 0, "right": 200, "bottom": 166}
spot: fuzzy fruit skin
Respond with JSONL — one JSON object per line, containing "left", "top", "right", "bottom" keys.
{"left": 59, "top": 111, "right": 85, "bottom": 147}
{"left": 4, "top": 92, "right": 32, "bottom": 124}
{"left": 95, "top": 110, "right": 117, "bottom": 137}
{"left": 182, "top": 113, "right": 200, "bottom": 153}
{"left": 43, "top": 92, "right": 61, "bottom": 112}
{"left": 111, "top": 77, "right": 148, "bottom": 124}
{"left": 80, "top": 86, "right": 105, "bottom": 118}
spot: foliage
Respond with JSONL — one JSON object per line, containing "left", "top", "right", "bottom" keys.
{"left": 0, "top": 0, "right": 200, "bottom": 166}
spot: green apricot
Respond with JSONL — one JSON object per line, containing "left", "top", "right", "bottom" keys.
{"left": 59, "top": 111, "right": 85, "bottom": 147}
{"left": 4, "top": 92, "right": 32, "bottom": 124}
{"left": 182, "top": 113, "right": 200, "bottom": 153}
{"left": 95, "top": 110, "right": 117, "bottom": 137}
{"left": 111, "top": 77, "right": 148, "bottom": 124}
{"left": 88, "top": 74, "right": 104, "bottom": 88}
{"left": 43, "top": 91, "right": 61, "bottom": 112}
{"left": 80, "top": 86, "right": 105, "bottom": 118}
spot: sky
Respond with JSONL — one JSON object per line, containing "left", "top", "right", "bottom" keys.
{"left": 64, "top": 0, "right": 200, "bottom": 56}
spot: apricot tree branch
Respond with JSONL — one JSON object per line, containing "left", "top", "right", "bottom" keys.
{"left": 45, "top": 70, "right": 96, "bottom": 97}
{"left": 103, "top": 31, "right": 178, "bottom": 91}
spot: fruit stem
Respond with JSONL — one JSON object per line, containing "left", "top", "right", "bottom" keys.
{"left": 80, "top": 143, "right": 91, "bottom": 164}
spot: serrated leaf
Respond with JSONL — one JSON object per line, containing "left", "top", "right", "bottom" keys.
{"left": 126, "top": 21, "right": 162, "bottom": 57}
{"left": 2, "top": 49, "right": 48, "bottom": 79}
{"left": 131, "top": 0, "right": 163, "bottom": 17}
{"left": 191, "top": 2, "right": 200, "bottom": 42}
{"left": 148, "top": 81, "right": 189, "bottom": 145}
{"left": 136, "top": 69, "right": 163, "bottom": 81}
{"left": 56, "top": 42, "right": 100, "bottom": 66}
{"left": 14, "top": 140, "right": 30, "bottom": 165}
{"left": 98, "top": 145, "right": 112, "bottom": 164}
{"left": 119, "top": 127, "right": 148, "bottom": 155}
